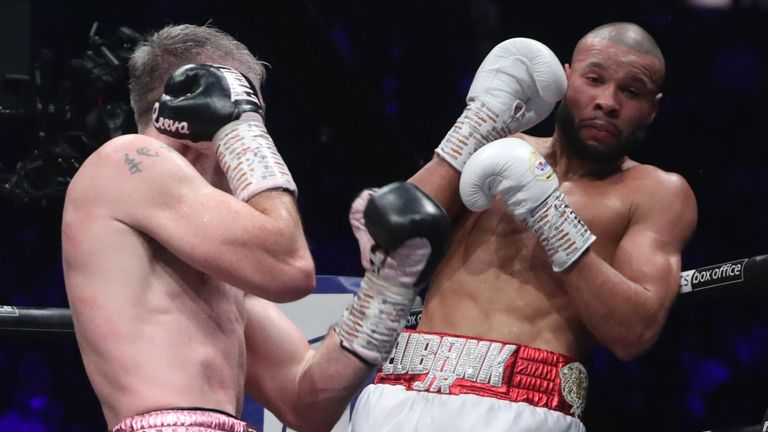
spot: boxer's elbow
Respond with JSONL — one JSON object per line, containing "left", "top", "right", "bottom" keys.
{"left": 286, "top": 252, "right": 317, "bottom": 299}
{"left": 238, "top": 250, "right": 315, "bottom": 302}
{"left": 608, "top": 327, "right": 660, "bottom": 361}
{"left": 603, "top": 302, "right": 670, "bottom": 361}
{"left": 270, "top": 252, "right": 316, "bottom": 303}
{"left": 611, "top": 343, "right": 648, "bottom": 362}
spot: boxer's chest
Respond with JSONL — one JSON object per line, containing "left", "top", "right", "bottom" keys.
{"left": 465, "top": 175, "right": 632, "bottom": 265}
{"left": 559, "top": 177, "right": 633, "bottom": 261}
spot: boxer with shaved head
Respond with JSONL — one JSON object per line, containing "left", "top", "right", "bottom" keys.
{"left": 350, "top": 22, "right": 696, "bottom": 432}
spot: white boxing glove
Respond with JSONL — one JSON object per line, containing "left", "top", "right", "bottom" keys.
{"left": 436, "top": 38, "right": 566, "bottom": 171}
{"left": 460, "top": 138, "right": 595, "bottom": 271}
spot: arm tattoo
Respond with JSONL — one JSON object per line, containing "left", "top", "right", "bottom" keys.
{"left": 124, "top": 153, "right": 143, "bottom": 175}
{"left": 137, "top": 147, "right": 160, "bottom": 157}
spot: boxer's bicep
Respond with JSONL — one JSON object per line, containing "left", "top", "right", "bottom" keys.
{"left": 612, "top": 172, "right": 697, "bottom": 301}
{"left": 243, "top": 296, "right": 313, "bottom": 422}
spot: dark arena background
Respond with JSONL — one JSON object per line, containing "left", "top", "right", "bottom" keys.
{"left": 1, "top": 0, "right": 768, "bottom": 431}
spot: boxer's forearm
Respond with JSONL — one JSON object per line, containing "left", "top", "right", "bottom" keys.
{"left": 561, "top": 250, "right": 676, "bottom": 360}
{"left": 288, "top": 332, "right": 374, "bottom": 431}
{"left": 243, "top": 191, "right": 316, "bottom": 301}
{"left": 408, "top": 156, "right": 464, "bottom": 219}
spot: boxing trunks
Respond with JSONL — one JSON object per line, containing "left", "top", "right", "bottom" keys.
{"left": 349, "top": 329, "right": 588, "bottom": 432}
{"left": 112, "top": 408, "right": 256, "bottom": 432}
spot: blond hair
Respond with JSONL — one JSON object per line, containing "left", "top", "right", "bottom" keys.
{"left": 128, "top": 24, "right": 266, "bottom": 131}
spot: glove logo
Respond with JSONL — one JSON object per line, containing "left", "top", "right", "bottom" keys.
{"left": 216, "top": 65, "right": 261, "bottom": 104}
{"left": 529, "top": 150, "right": 555, "bottom": 181}
{"left": 369, "top": 249, "right": 386, "bottom": 274}
{"left": 152, "top": 102, "right": 190, "bottom": 135}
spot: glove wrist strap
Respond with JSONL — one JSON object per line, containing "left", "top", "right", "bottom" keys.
{"left": 214, "top": 119, "right": 297, "bottom": 201}
{"left": 524, "top": 190, "right": 596, "bottom": 272}
{"left": 435, "top": 99, "right": 525, "bottom": 171}
{"left": 334, "top": 272, "right": 418, "bottom": 365}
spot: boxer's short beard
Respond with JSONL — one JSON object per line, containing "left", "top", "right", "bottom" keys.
{"left": 555, "top": 102, "right": 646, "bottom": 166}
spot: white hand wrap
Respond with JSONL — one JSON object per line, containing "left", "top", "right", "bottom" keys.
{"left": 436, "top": 100, "right": 524, "bottom": 171}
{"left": 213, "top": 119, "right": 297, "bottom": 201}
{"left": 460, "top": 138, "right": 595, "bottom": 272}
{"left": 436, "top": 38, "right": 566, "bottom": 171}
{"left": 334, "top": 246, "right": 425, "bottom": 364}
{"left": 524, "top": 190, "right": 596, "bottom": 272}
{"left": 339, "top": 186, "right": 440, "bottom": 365}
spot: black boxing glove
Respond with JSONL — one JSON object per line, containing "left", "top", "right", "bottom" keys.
{"left": 152, "top": 63, "right": 264, "bottom": 143}
{"left": 336, "top": 182, "right": 451, "bottom": 364}
{"left": 155, "top": 64, "right": 297, "bottom": 200}
{"left": 358, "top": 182, "right": 451, "bottom": 287}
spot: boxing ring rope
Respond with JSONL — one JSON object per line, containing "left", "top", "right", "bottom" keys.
{"left": 0, "top": 305, "right": 74, "bottom": 333}
{"left": 3, "top": 254, "right": 767, "bottom": 334}
{"left": 2, "top": 255, "right": 767, "bottom": 431}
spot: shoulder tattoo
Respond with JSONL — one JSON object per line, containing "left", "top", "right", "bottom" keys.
{"left": 124, "top": 146, "right": 162, "bottom": 175}
{"left": 137, "top": 146, "right": 160, "bottom": 157}
{"left": 123, "top": 153, "right": 143, "bottom": 175}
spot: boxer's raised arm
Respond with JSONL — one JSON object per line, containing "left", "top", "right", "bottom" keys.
{"left": 411, "top": 38, "right": 566, "bottom": 219}
{"left": 245, "top": 183, "right": 450, "bottom": 430}
{"left": 75, "top": 134, "right": 314, "bottom": 302}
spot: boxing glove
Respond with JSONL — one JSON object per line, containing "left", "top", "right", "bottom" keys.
{"left": 436, "top": 38, "right": 566, "bottom": 171}
{"left": 460, "top": 137, "right": 595, "bottom": 271}
{"left": 153, "top": 63, "right": 263, "bottom": 143}
{"left": 155, "top": 64, "right": 295, "bottom": 201}
{"left": 337, "top": 182, "right": 450, "bottom": 364}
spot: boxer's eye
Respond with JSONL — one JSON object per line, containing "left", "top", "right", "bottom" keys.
{"left": 585, "top": 75, "right": 602, "bottom": 84}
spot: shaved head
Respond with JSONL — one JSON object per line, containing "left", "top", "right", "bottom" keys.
{"left": 576, "top": 22, "right": 665, "bottom": 89}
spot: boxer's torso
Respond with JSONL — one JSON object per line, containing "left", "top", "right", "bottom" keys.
{"left": 63, "top": 142, "right": 246, "bottom": 429}
{"left": 418, "top": 137, "right": 646, "bottom": 359}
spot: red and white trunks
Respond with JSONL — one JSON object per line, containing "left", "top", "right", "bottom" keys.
{"left": 350, "top": 329, "right": 588, "bottom": 432}
{"left": 112, "top": 409, "right": 256, "bottom": 432}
